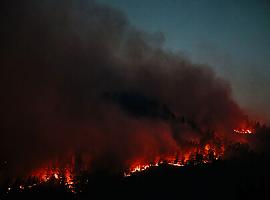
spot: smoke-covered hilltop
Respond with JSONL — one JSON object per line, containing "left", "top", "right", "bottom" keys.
{"left": 0, "top": 0, "right": 247, "bottom": 176}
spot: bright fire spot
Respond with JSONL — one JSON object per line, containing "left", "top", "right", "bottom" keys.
{"left": 54, "top": 173, "right": 59, "bottom": 179}
{"left": 204, "top": 144, "right": 211, "bottom": 151}
{"left": 233, "top": 128, "right": 254, "bottom": 135}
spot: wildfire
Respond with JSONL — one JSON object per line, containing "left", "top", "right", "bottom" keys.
{"left": 4, "top": 135, "right": 235, "bottom": 194}
{"left": 29, "top": 165, "right": 76, "bottom": 192}
{"left": 115, "top": 126, "right": 256, "bottom": 178}
{"left": 124, "top": 161, "right": 185, "bottom": 177}
{"left": 8, "top": 164, "right": 75, "bottom": 193}
{"left": 4, "top": 166, "right": 75, "bottom": 195}
{"left": 124, "top": 143, "right": 222, "bottom": 177}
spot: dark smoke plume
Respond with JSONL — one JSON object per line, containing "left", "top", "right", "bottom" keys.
{"left": 0, "top": 0, "right": 246, "bottom": 176}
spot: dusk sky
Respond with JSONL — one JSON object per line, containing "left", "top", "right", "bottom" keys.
{"left": 99, "top": 0, "right": 270, "bottom": 123}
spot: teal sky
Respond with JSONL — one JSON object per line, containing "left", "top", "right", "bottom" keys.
{"left": 98, "top": 0, "right": 270, "bottom": 123}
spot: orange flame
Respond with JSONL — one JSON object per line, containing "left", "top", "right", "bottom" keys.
{"left": 31, "top": 165, "right": 75, "bottom": 192}
{"left": 124, "top": 143, "right": 223, "bottom": 177}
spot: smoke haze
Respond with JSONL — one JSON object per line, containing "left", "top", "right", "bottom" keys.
{"left": 0, "top": 0, "right": 246, "bottom": 176}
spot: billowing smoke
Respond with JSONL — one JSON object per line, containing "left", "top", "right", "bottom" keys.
{"left": 0, "top": 0, "right": 246, "bottom": 176}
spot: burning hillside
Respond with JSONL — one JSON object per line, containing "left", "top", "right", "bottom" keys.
{"left": 1, "top": 1, "right": 269, "bottom": 199}
{"left": 5, "top": 126, "right": 252, "bottom": 194}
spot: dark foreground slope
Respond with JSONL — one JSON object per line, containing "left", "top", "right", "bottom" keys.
{"left": 2, "top": 155, "right": 270, "bottom": 200}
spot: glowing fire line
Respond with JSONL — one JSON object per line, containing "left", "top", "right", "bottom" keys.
{"left": 233, "top": 128, "right": 254, "bottom": 135}
{"left": 6, "top": 126, "right": 255, "bottom": 195}
{"left": 124, "top": 143, "right": 223, "bottom": 177}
